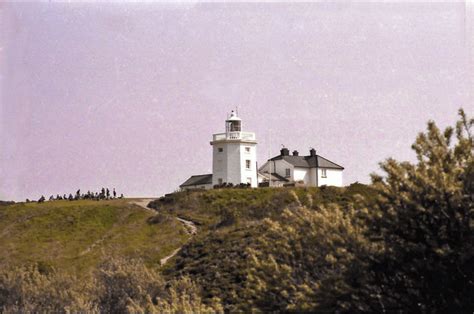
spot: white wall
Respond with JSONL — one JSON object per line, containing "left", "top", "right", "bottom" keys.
{"left": 317, "top": 168, "right": 343, "bottom": 187}
{"left": 239, "top": 143, "right": 258, "bottom": 187}
{"left": 274, "top": 159, "right": 293, "bottom": 179}
{"left": 293, "top": 167, "right": 309, "bottom": 184}
{"left": 259, "top": 161, "right": 343, "bottom": 188}
{"left": 309, "top": 168, "right": 317, "bottom": 186}
{"left": 259, "top": 159, "right": 293, "bottom": 178}
{"left": 258, "top": 160, "right": 292, "bottom": 187}
{"left": 212, "top": 140, "right": 257, "bottom": 187}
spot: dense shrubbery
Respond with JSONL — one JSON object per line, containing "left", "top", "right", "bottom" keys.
{"left": 0, "top": 258, "right": 223, "bottom": 313}
{"left": 364, "top": 109, "right": 473, "bottom": 312}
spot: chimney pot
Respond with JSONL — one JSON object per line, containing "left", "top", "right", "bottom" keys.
{"left": 280, "top": 148, "right": 290, "bottom": 156}
{"left": 292, "top": 150, "right": 299, "bottom": 156}
{"left": 310, "top": 148, "right": 316, "bottom": 156}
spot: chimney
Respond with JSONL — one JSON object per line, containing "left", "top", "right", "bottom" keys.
{"left": 280, "top": 148, "right": 290, "bottom": 156}
{"left": 292, "top": 150, "right": 299, "bottom": 156}
{"left": 309, "top": 148, "right": 316, "bottom": 156}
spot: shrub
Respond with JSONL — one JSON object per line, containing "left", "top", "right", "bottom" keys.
{"left": 0, "top": 264, "right": 95, "bottom": 313}
{"left": 364, "top": 109, "right": 474, "bottom": 312}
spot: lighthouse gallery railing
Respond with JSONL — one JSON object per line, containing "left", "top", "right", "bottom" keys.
{"left": 212, "top": 132, "right": 256, "bottom": 141}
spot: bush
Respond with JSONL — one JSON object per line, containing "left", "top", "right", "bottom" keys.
{"left": 364, "top": 109, "right": 474, "bottom": 312}
{"left": 0, "top": 259, "right": 223, "bottom": 314}
{"left": 0, "top": 264, "right": 95, "bottom": 313}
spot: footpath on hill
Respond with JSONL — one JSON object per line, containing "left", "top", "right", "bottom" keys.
{"left": 129, "top": 199, "right": 197, "bottom": 265}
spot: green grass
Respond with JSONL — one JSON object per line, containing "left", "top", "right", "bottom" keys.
{"left": 0, "top": 199, "right": 189, "bottom": 277}
{"left": 0, "top": 184, "right": 375, "bottom": 279}
{"left": 149, "top": 183, "right": 376, "bottom": 228}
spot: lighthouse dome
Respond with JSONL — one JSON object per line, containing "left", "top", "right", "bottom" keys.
{"left": 226, "top": 110, "right": 241, "bottom": 121}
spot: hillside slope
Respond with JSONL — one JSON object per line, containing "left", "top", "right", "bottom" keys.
{"left": 148, "top": 184, "right": 377, "bottom": 312}
{"left": 0, "top": 199, "right": 189, "bottom": 276}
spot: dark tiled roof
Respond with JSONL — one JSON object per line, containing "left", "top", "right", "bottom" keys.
{"left": 269, "top": 155, "right": 344, "bottom": 170}
{"left": 259, "top": 172, "right": 290, "bottom": 182}
{"left": 180, "top": 174, "right": 212, "bottom": 187}
{"left": 271, "top": 172, "right": 290, "bottom": 182}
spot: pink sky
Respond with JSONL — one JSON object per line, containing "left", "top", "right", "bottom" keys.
{"left": 1, "top": 2, "right": 473, "bottom": 201}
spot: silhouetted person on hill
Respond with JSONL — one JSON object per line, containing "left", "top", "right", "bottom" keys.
{"left": 49, "top": 195, "right": 54, "bottom": 201}
{"left": 38, "top": 196, "right": 45, "bottom": 203}
{"left": 113, "top": 188, "right": 116, "bottom": 198}
{"left": 120, "top": 193, "right": 124, "bottom": 199}
{"left": 106, "top": 188, "right": 110, "bottom": 199}
{"left": 68, "top": 194, "right": 73, "bottom": 201}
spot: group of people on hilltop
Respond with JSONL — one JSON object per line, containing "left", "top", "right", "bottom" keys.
{"left": 35, "top": 188, "right": 124, "bottom": 203}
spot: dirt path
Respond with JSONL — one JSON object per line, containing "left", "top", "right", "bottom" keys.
{"left": 177, "top": 217, "right": 197, "bottom": 235}
{"left": 129, "top": 199, "right": 197, "bottom": 265}
{"left": 130, "top": 199, "right": 156, "bottom": 213}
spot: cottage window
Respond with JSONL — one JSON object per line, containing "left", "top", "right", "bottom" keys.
{"left": 245, "top": 160, "right": 251, "bottom": 170}
{"left": 321, "top": 169, "right": 327, "bottom": 178}
{"left": 285, "top": 168, "right": 291, "bottom": 178}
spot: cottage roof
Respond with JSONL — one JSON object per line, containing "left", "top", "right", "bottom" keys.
{"left": 180, "top": 174, "right": 213, "bottom": 187}
{"left": 258, "top": 172, "right": 290, "bottom": 182}
{"left": 269, "top": 154, "right": 344, "bottom": 170}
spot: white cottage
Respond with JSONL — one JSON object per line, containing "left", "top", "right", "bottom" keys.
{"left": 258, "top": 148, "right": 344, "bottom": 187}
{"left": 180, "top": 111, "right": 258, "bottom": 190}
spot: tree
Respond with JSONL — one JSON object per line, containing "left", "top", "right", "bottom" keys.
{"left": 367, "top": 109, "right": 473, "bottom": 312}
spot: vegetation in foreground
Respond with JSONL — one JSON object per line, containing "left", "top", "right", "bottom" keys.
{"left": 0, "top": 109, "right": 472, "bottom": 313}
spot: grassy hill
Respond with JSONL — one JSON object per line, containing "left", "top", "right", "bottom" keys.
{"left": 148, "top": 184, "right": 378, "bottom": 311}
{"left": 0, "top": 181, "right": 470, "bottom": 312}
{"left": 0, "top": 184, "right": 376, "bottom": 311}
{"left": 0, "top": 199, "right": 189, "bottom": 277}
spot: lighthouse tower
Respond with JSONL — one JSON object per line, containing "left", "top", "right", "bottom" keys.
{"left": 210, "top": 110, "right": 258, "bottom": 187}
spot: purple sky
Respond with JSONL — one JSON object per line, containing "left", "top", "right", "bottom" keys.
{"left": 1, "top": 2, "right": 473, "bottom": 201}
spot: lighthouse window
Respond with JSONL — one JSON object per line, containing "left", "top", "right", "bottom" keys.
{"left": 245, "top": 160, "right": 251, "bottom": 170}
{"left": 218, "top": 148, "right": 223, "bottom": 153}
{"left": 245, "top": 147, "right": 251, "bottom": 153}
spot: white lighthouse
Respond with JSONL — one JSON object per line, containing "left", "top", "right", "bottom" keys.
{"left": 210, "top": 110, "right": 258, "bottom": 187}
